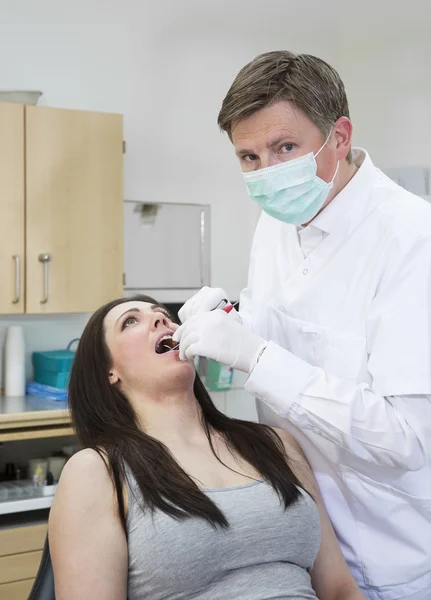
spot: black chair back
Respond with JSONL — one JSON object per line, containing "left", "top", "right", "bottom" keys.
{"left": 27, "top": 536, "right": 55, "bottom": 600}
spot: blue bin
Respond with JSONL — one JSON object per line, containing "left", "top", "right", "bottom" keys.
{"left": 32, "top": 349, "right": 75, "bottom": 390}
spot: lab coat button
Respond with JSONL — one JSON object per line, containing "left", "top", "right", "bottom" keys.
{"left": 303, "top": 269, "right": 308, "bottom": 275}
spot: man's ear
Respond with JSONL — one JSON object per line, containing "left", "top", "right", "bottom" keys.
{"left": 334, "top": 116, "right": 353, "bottom": 161}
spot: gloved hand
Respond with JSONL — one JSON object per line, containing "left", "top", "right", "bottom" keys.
{"left": 178, "top": 286, "right": 241, "bottom": 324}
{"left": 172, "top": 310, "right": 267, "bottom": 374}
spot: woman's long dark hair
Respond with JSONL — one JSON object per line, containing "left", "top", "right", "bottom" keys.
{"left": 69, "top": 295, "right": 301, "bottom": 535}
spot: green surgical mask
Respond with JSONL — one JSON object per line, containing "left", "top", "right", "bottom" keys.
{"left": 243, "top": 129, "right": 339, "bottom": 225}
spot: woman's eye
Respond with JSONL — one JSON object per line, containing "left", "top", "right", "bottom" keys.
{"left": 122, "top": 316, "right": 137, "bottom": 329}
{"left": 281, "top": 143, "right": 295, "bottom": 153}
{"left": 244, "top": 154, "right": 258, "bottom": 162}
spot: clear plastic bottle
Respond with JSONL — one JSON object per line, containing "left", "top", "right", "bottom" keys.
{"left": 4, "top": 326, "right": 25, "bottom": 397}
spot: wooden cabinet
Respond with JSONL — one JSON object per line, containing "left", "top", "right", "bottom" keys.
{"left": 0, "top": 104, "right": 25, "bottom": 314}
{"left": 0, "top": 405, "right": 73, "bottom": 598}
{"left": 0, "top": 103, "right": 124, "bottom": 315}
{"left": 0, "top": 579, "right": 34, "bottom": 600}
{"left": 0, "top": 523, "right": 47, "bottom": 599}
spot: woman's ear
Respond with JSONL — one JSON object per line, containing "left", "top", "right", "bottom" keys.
{"left": 108, "top": 370, "right": 120, "bottom": 385}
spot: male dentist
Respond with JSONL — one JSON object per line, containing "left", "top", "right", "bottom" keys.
{"left": 173, "top": 51, "right": 431, "bottom": 600}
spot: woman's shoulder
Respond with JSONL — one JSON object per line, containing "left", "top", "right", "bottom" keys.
{"left": 269, "top": 427, "right": 319, "bottom": 499}
{"left": 270, "top": 426, "right": 303, "bottom": 457}
{"left": 61, "top": 448, "right": 110, "bottom": 482}
{"left": 49, "top": 449, "right": 123, "bottom": 543}
{"left": 52, "top": 448, "right": 114, "bottom": 514}
{"left": 48, "top": 449, "right": 128, "bottom": 599}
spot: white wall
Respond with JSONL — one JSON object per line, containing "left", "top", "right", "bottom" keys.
{"left": 0, "top": 0, "right": 429, "bottom": 404}
{"left": 333, "top": 3, "right": 431, "bottom": 176}
{"left": 0, "top": 0, "right": 342, "bottom": 299}
{"left": 211, "top": 371, "right": 260, "bottom": 423}
{"left": 0, "top": 0, "right": 337, "bottom": 384}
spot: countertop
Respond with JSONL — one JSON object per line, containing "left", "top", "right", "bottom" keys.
{"left": 0, "top": 395, "right": 68, "bottom": 420}
{"left": 0, "top": 396, "right": 71, "bottom": 440}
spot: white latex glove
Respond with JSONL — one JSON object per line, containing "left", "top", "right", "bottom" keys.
{"left": 172, "top": 310, "right": 267, "bottom": 374}
{"left": 178, "top": 286, "right": 241, "bottom": 324}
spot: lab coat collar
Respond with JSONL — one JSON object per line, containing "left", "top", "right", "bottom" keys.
{"left": 310, "top": 148, "right": 379, "bottom": 235}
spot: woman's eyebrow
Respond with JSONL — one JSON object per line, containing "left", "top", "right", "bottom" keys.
{"left": 150, "top": 304, "right": 171, "bottom": 318}
{"left": 115, "top": 307, "right": 140, "bottom": 325}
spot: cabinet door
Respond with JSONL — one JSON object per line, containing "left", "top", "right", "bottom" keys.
{"left": 0, "top": 104, "right": 25, "bottom": 314}
{"left": 25, "top": 106, "right": 124, "bottom": 313}
{"left": 0, "top": 579, "right": 33, "bottom": 600}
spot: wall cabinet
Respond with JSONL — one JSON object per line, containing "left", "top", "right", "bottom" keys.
{"left": 0, "top": 103, "right": 124, "bottom": 314}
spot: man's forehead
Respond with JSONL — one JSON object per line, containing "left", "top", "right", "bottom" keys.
{"left": 232, "top": 103, "right": 306, "bottom": 146}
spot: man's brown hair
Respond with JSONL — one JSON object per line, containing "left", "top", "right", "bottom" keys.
{"left": 218, "top": 51, "right": 352, "bottom": 161}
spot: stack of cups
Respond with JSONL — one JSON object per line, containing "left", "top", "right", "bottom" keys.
{"left": 4, "top": 326, "right": 25, "bottom": 397}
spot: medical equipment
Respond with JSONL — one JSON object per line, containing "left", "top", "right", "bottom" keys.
{"left": 170, "top": 301, "right": 238, "bottom": 353}
{"left": 214, "top": 299, "right": 236, "bottom": 313}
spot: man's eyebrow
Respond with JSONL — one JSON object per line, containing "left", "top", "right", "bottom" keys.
{"left": 235, "top": 146, "right": 255, "bottom": 156}
{"left": 235, "top": 134, "right": 298, "bottom": 157}
{"left": 267, "top": 135, "right": 294, "bottom": 149}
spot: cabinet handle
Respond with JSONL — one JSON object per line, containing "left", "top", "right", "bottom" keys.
{"left": 12, "top": 255, "right": 21, "bottom": 304}
{"left": 38, "top": 253, "right": 52, "bottom": 304}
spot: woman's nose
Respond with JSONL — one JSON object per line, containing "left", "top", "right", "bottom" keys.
{"left": 151, "top": 312, "right": 170, "bottom": 330}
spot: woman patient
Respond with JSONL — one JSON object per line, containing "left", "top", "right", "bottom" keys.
{"left": 49, "top": 294, "right": 364, "bottom": 600}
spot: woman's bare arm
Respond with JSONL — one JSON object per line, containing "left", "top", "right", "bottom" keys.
{"left": 48, "top": 449, "right": 128, "bottom": 600}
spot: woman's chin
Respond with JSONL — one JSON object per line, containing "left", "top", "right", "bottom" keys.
{"left": 167, "top": 354, "right": 196, "bottom": 377}
{"left": 156, "top": 349, "right": 195, "bottom": 369}
{"left": 155, "top": 361, "right": 196, "bottom": 394}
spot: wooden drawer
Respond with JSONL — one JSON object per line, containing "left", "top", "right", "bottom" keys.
{"left": 0, "top": 523, "right": 47, "bottom": 557}
{"left": 0, "top": 550, "right": 42, "bottom": 584}
{"left": 0, "top": 578, "right": 33, "bottom": 600}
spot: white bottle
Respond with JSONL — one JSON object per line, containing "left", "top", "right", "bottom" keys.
{"left": 4, "top": 326, "right": 26, "bottom": 397}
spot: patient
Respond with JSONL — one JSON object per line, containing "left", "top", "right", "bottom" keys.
{"left": 49, "top": 294, "right": 364, "bottom": 600}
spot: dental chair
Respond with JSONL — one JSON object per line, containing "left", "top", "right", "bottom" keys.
{"left": 27, "top": 536, "right": 55, "bottom": 600}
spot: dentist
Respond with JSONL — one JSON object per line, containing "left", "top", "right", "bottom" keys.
{"left": 173, "top": 51, "right": 431, "bottom": 600}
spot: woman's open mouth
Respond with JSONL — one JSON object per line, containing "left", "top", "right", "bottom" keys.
{"left": 155, "top": 334, "right": 178, "bottom": 355}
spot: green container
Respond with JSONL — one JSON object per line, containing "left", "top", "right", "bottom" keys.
{"left": 32, "top": 349, "right": 75, "bottom": 390}
{"left": 204, "top": 359, "right": 233, "bottom": 392}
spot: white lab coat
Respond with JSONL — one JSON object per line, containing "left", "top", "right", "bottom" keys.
{"left": 240, "top": 149, "right": 431, "bottom": 600}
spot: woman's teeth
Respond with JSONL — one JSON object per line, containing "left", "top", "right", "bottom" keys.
{"left": 156, "top": 335, "right": 176, "bottom": 354}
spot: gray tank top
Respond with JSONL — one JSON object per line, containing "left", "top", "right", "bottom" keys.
{"left": 126, "top": 476, "right": 321, "bottom": 600}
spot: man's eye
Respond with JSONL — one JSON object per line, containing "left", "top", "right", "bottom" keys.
{"left": 122, "top": 316, "right": 137, "bottom": 329}
{"left": 244, "top": 154, "right": 258, "bottom": 162}
{"left": 281, "top": 143, "right": 295, "bottom": 153}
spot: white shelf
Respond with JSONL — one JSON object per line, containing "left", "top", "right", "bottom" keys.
{"left": 0, "top": 495, "right": 53, "bottom": 515}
